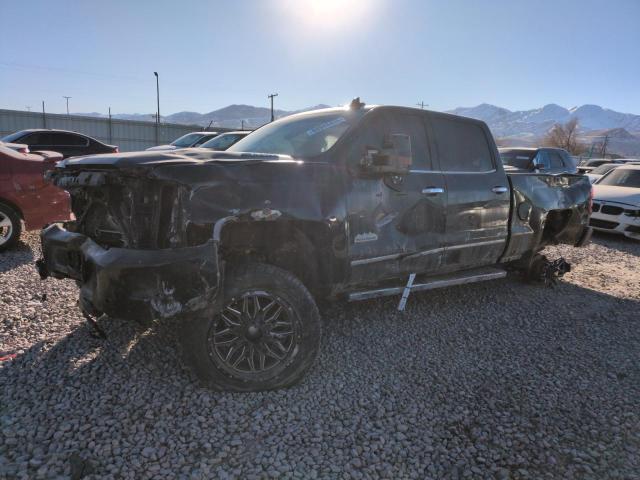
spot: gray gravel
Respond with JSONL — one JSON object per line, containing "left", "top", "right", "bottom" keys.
{"left": 1, "top": 232, "right": 640, "bottom": 479}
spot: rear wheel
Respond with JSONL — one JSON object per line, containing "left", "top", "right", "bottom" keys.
{"left": 0, "top": 204, "right": 21, "bottom": 252}
{"left": 180, "top": 263, "right": 321, "bottom": 391}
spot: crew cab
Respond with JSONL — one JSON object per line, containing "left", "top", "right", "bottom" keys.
{"left": 37, "top": 103, "right": 592, "bottom": 391}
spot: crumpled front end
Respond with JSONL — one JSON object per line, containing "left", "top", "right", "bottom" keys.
{"left": 38, "top": 224, "right": 220, "bottom": 322}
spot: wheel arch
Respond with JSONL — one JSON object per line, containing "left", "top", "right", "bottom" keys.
{"left": 218, "top": 218, "right": 337, "bottom": 296}
{"left": 0, "top": 197, "right": 24, "bottom": 219}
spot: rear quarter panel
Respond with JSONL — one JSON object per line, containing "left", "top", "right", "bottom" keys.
{"left": 501, "top": 173, "right": 591, "bottom": 262}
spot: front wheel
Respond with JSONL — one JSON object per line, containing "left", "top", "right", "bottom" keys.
{"left": 180, "top": 263, "right": 322, "bottom": 391}
{"left": 0, "top": 204, "right": 21, "bottom": 252}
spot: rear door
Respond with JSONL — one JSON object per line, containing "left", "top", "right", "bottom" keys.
{"left": 427, "top": 114, "right": 510, "bottom": 271}
{"left": 346, "top": 109, "right": 447, "bottom": 284}
{"left": 52, "top": 132, "right": 90, "bottom": 158}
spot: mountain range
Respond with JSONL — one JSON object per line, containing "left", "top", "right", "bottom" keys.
{"left": 76, "top": 102, "right": 640, "bottom": 156}
{"left": 75, "top": 104, "right": 331, "bottom": 129}
{"left": 446, "top": 103, "right": 640, "bottom": 156}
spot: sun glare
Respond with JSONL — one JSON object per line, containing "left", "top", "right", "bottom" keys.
{"left": 279, "top": 0, "right": 378, "bottom": 34}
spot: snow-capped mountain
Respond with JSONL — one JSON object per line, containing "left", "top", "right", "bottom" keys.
{"left": 447, "top": 103, "right": 640, "bottom": 137}
{"left": 447, "top": 103, "right": 640, "bottom": 155}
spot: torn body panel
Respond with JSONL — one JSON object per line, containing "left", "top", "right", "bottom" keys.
{"left": 501, "top": 173, "right": 592, "bottom": 265}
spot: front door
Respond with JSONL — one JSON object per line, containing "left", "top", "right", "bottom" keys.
{"left": 427, "top": 114, "right": 510, "bottom": 271}
{"left": 345, "top": 109, "right": 446, "bottom": 285}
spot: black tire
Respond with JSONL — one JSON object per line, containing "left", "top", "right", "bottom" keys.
{"left": 0, "top": 203, "right": 21, "bottom": 253}
{"left": 180, "top": 263, "right": 321, "bottom": 391}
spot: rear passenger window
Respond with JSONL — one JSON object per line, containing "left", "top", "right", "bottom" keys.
{"left": 53, "top": 133, "right": 88, "bottom": 146}
{"left": 430, "top": 117, "right": 494, "bottom": 172}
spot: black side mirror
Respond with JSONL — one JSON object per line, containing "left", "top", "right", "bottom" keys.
{"left": 360, "top": 134, "right": 412, "bottom": 175}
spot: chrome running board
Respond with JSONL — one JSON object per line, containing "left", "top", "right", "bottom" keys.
{"left": 348, "top": 267, "right": 507, "bottom": 302}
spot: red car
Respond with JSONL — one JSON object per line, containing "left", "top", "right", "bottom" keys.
{"left": 0, "top": 144, "right": 72, "bottom": 251}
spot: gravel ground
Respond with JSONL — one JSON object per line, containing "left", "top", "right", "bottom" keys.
{"left": 1, "top": 232, "right": 639, "bottom": 479}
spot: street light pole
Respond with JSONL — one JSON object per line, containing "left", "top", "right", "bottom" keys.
{"left": 154, "top": 72, "right": 160, "bottom": 145}
{"left": 154, "top": 72, "right": 160, "bottom": 123}
{"left": 268, "top": 93, "right": 278, "bottom": 122}
{"left": 63, "top": 96, "right": 72, "bottom": 115}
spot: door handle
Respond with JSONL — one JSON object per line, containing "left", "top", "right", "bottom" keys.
{"left": 422, "top": 187, "right": 444, "bottom": 195}
{"left": 491, "top": 186, "right": 508, "bottom": 194}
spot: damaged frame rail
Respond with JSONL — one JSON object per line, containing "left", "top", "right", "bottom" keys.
{"left": 36, "top": 215, "right": 239, "bottom": 324}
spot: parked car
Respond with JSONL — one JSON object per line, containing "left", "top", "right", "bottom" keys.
{"left": 38, "top": 104, "right": 592, "bottom": 391}
{"left": 499, "top": 147, "right": 577, "bottom": 174}
{"left": 590, "top": 164, "right": 640, "bottom": 240}
{"left": 577, "top": 158, "right": 627, "bottom": 173}
{"left": 586, "top": 163, "right": 621, "bottom": 183}
{"left": 0, "top": 144, "right": 72, "bottom": 251}
{"left": 146, "top": 131, "right": 220, "bottom": 151}
{"left": 198, "top": 131, "right": 251, "bottom": 151}
{"left": 1, "top": 129, "right": 118, "bottom": 159}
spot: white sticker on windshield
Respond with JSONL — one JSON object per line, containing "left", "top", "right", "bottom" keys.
{"left": 306, "top": 117, "right": 347, "bottom": 136}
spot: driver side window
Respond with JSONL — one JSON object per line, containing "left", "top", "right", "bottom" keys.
{"left": 533, "top": 151, "right": 550, "bottom": 170}
{"left": 347, "top": 111, "right": 431, "bottom": 170}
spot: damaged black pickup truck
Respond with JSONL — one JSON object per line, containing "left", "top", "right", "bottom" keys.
{"left": 38, "top": 101, "right": 593, "bottom": 391}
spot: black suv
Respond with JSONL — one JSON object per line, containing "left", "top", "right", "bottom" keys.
{"left": 1, "top": 129, "right": 118, "bottom": 159}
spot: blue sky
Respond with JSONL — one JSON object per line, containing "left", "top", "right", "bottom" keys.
{"left": 1, "top": 0, "right": 639, "bottom": 116}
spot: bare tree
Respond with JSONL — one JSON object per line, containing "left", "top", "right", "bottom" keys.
{"left": 541, "top": 118, "right": 586, "bottom": 155}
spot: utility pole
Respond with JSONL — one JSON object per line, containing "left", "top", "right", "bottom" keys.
{"left": 63, "top": 96, "right": 72, "bottom": 115}
{"left": 42, "top": 101, "right": 46, "bottom": 128}
{"left": 268, "top": 93, "right": 278, "bottom": 122}
{"left": 154, "top": 72, "right": 160, "bottom": 145}
{"left": 416, "top": 101, "right": 428, "bottom": 109}
{"left": 600, "top": 135, "right": 609, "bottom": 159}
{"left": 108, "top": 107, "right": 113, "bottom": 145}
{"left": 241, "top": 120, "right": 244, "bottom": 130}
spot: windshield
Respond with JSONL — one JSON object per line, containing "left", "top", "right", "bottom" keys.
{"left": 171, "top": 133, "right": 205, "bottom": 148}
{"left": 200, "top": 133, "right": 246, "bottom": 150}
{"left": 590, "top": 164, "right": 619, "bottom": 175}
{"left": 1, "top": 131, "right": 26, "bottom": 143}
{"left": 499, "top": 150, "right": 535, "bottom": 169}
{"left": 598, "top": 169, "right": 640, "bottom": 188}
{"left": 228, "top": 110, "right": 362, "bottom": 157}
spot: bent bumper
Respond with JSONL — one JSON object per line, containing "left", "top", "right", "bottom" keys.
{"left": 38, "top": 224, "right": 220, "bottom": 322}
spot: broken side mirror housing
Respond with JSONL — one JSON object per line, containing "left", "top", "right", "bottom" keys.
{"left": 360, "top": 134, "right": 412, "bottom": 176}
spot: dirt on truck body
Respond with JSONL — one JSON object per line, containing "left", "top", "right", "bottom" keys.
{"left": 38, "top": 101, "right": 593, "bottom": 391}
